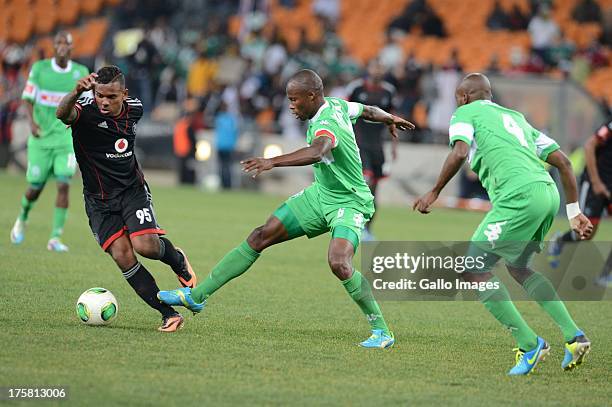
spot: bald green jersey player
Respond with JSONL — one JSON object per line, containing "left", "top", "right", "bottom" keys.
{"left": 159, "top": 69, "right": 415, "bottom": 348}
{"left": 414, "top": 73, "right": 593, "bottom": 375}
{"left": 10, "top": 32, "right": 88, "bottom": 251}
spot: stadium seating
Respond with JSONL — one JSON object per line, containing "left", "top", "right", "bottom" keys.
{"left": 268, "top": 0, "right": 323, "bottom": 51}
{"left": 57, "top": 0, "right": 82, "bottom": 26}
{"left": 268, "top": 0, "right": 610, "bottom": 99}
{"left": 0, "top": 0, "right": 119, "bottom": 59}
{"left": 586, "top": 66, "right": 612, "bottom": 102}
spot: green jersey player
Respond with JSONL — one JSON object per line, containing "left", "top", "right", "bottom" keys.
{"left": 414, "top": 73, "right": 593, "bottom": 375}
{"left": 10, "top": 31, "right": 89, "bottom": 251}
{"left": 158, "top": 69, "right": 415, "bottom": 348}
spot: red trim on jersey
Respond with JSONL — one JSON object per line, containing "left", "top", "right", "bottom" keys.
{"left": 362, "top": 169, "right": 388, "bottom": 185}
{"left": 73, "top": 105, "right": 82, "bottom": 123}
{"left": 124, "top": 104, "right": 130, "bottom": 133}
{"left": 109, "top": 103, "right": 126, "bottom": 134}
{"left": 102, "top": 227, "right": 127, "bottom": 251}
{"left": 76, "top": 138, "right": 106, "bottom": 199}
{"left": 314, "top": 129, "right": 336, "bottom": 146}
{"left": 587, "top": 216, "right": 601, "bottom": 226}
{"left": 129, "top": 228, "right": 166, "bottom": 238}
{"left": 136, "top": 165, "right": 145, "bottom": 185}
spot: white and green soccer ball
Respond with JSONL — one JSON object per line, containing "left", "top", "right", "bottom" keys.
{"left": 76, "top": 288, "right": 118, "bottom": 326}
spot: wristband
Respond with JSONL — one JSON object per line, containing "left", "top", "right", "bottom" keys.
{"left": 566, "top": 202, "right": 581, "bottom": 220}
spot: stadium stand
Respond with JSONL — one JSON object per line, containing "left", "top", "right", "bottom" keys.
{"left": 0, "top": 0, "right": 610, "bottom": 136}
{"left": 0, "top": 0, "right": 114, "bottom": 59}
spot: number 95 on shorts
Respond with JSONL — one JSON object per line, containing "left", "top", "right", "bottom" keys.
{"left": 84, "top": 184, "right": 166, "bottom": 251}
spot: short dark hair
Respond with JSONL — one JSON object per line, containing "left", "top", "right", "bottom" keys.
{"left": 96, "top": 65, "right": 125, "bottom": 87}
{"left": 287, "top": 69, "right": 323, "bottom": 95}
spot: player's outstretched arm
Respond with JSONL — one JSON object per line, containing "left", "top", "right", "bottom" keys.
{"left": 56, "top": 73, "right": 97, "bottom": 124}
{"left": 546, "top": 150, "right": 594, "bottom": 239}
{"left": 413, "top": 140, "right": 469, "bottom": 214}
{"left": 360, "top": 105, "right": 415, "bottom": 139}
{"left": 242, "top": 136, "right": 332, "bottom": 178}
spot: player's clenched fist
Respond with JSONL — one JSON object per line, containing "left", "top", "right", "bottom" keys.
{"left": 76, "top": 73, "right": 98, "bottom": 93}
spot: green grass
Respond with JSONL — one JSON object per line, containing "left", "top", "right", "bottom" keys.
{"left": 0, "top": 171, "right": 611, "bottom": 406}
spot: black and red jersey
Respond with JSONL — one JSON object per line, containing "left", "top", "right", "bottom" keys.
{"left": 71, "top": 95, "right": 145, "bottom": 199}
{"left": 594, "top": 118, "right": 612, "bottom": 186}
{"left": 347, "top": 78, "right": 396, "bottom": 152}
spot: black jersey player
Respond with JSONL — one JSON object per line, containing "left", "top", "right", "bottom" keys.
{"left": 549, "top": 117, "right": 612, "bottom": 286}
{"left": 347, "top": 60, "right": 398, "bottom": 240}
{"left": 56, "top": 66, "right": 197, "bottom": 332}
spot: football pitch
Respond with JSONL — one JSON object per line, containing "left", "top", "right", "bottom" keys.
{"left": 1, "top": 171, "right": 611, "bottom": 406}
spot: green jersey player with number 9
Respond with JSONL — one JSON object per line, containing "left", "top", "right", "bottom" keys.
{"left": 414, "top": 73, "right": 593, "bottom": 375}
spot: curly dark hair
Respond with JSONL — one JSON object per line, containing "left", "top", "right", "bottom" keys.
{"left": 96, "top": 65, "right": 125, "bottom": 87}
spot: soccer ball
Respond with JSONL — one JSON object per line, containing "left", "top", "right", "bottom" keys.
{"left": 76, "top": 288, "right": 118, "bottom": 326}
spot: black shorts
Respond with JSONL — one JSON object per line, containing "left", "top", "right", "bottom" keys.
{"left": 360, "top": 147, "right": 385, "bottom": 181}
{"left": 84, "top": 183, "right": 165, "bottom": 251}
{"left": 579, "top": 172, "right": 612, "bottom": 225}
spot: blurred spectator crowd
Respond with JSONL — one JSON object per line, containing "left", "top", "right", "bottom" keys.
{"left": 1, "top": 0, "right": 611, "bottom": 149}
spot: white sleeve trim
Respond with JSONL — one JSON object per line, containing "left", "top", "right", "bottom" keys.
{"left": 347, "top": 102, "right": 362, "bottom": 120}
{"left": 534, "top": 131, "right": 556, "bottom": 156}
{"left": 22, "top": 80, "right": 37, "bottom": 100}
{"left": 449, "top": 122, "right": 474, "bottom": 142}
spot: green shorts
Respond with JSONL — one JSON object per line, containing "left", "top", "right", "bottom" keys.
{"left": 26, "top": 141, "right": 77, "bottom": 185}
{"left": 468, "top": 182, "right": 560, "bottom": 271}
{"left": 274, "top": 184, "right": 373, "bottom": 249}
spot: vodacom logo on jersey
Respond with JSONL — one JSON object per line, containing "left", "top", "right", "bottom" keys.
{"left": 115, "top": 138, "right": 128, "bottom": 153}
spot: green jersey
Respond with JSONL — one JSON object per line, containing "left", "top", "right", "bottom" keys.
{"left": 449, "top": 100, "right": 560, "bottom": 203}
{"left": 22, "top": 58, "right": 89, "bottom": 149}
{"left": 306, "top": 97, "right": 374, "bottom": 213}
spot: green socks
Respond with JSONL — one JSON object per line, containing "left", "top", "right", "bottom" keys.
{"left": 191, "top": 244, "right": 391, "bottom": 336}
{"left": 192, "top": 240, "right": 260, "bottom": 303}
{"left": 19, "top": 196, "right": 35, "bottom": 222}
{"left": 478, "top": 276, "right": 538, "bottom": 350}
{"left": 342, "top": 270, "right": 390, "bottom": 334}
{"left": 51, "top": 207, "right": 68, "bottom": 239}
{"left": 522, "top": 272, "right": 579, "bottom": 342}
